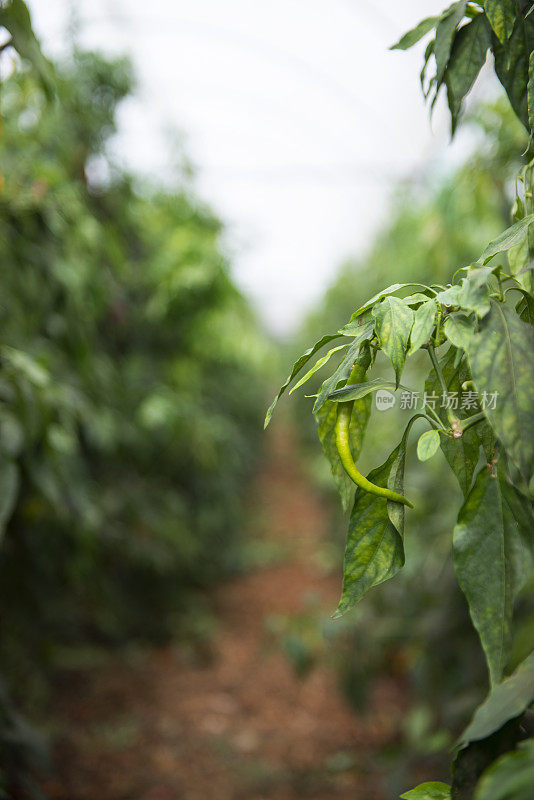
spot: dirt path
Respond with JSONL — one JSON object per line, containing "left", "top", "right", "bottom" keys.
{"left": 42, "top": 426, "right": 406, "bottom": 800}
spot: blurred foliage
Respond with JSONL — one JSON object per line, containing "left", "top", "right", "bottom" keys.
{"left": 0, "top": 43, "right": 273, "bottom": 795}
{"left": 284, "top": 99, "right": 534, "bottom": 791}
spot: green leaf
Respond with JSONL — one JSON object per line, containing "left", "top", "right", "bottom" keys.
{"left": 372, "top": 297, "right": 414, "bottom": 386}
{"left": 436, "top": 285, "right": 462, "bottom": 306}
{"left": 459, "top": 650, "right": 534, "bottom": 746}
{"left": 0, "top": 458, "right": 18, "bottom": 544}
{"left": 529, "top": 50, "right": 534, "bottom": 139}
{"left": 328, "top": 377, "right": 411, "bottom": 403}
{"left": 466, "top": 302, "right": 534, "bottom": 484}
{"left": 492, "top": 13, "right": 534, "bottom": 130}
{"left": 435, "top": 1, "right": 467, "bottom": 88}
{"left": 348, "top": 283, "right": 428, "bottom": 323}
{"left": 484, "top": 0, "right": 516, "bottom": 44}
{"left": 453, "top": 468, "right": 534, "bottom": 685}
{"left": 458, "top": 267, "right": 493, "bottom": 317}
{"left": 313, "top": 324, "right": 374, "bottom": 413}
{"left": 444, "top": 313, "right": 475, "bottom": 349}
{"left": 333, "top": 448, "right": 405, "bottom": 618}
{"left": 316, "top": 395, "right": 371, "bottom": 512}
{"left": 445, "top": 15, "right": 491, "bottom": 134}
{"left": 288, "top": 343, "right": 349, "bottom": 395}
{"left": 264, "top": 332, "right": 342, "bottom": 426}
{"left": 409, "top": 299, "right": 437, "bottom": 355}
{"left": 0, "top": 0, "right": 55, "bottom": 99}
{"left": 400, "top": 782, "right": 451, "bottom": 800}
{"left": 390, "top": 16, "right": 439, "bottom": 51}
{"left": 479, "top": 215, "right": 534, "bottom": 263}
{"left": 474, "top": 739, "right": 534, "bottom": 800}
{"left": 334, "top": 417, "right": 420, "bottom": 618}
{"left": 417, "top": 429, "right": 441, "bottom": 461}
{"left": 424, "top": 346, "right": 483, "bottom": 495}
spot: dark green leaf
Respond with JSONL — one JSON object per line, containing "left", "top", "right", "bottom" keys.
{"left": 0, "top": 458, "right": 19, "bottom": 544}
{"left": 424, "top": 347, "right": 482, "bottom": 495}
{"left": 316, "top": 395, "right": 371, "bottom": 512}
{"left": 400, "top": 782, "right": 451, "bottom": 800}
{"left": 390, "top": 16, "right": 439, "bottom": 51}
{"left": 453, "top": 468, "right": 534, "bottom": 685}
{"left": 474, "top": 738, "right": 534, "bottom": 800}
{"left": 417, "top": 429, "right": 441, "bottom": 461}
{"left": 435, "top": 1, "right": 467, "bottom": 87}
{"left": 484, "top": 0, "right": 516, "bottom": 44}
{"left": 264, "top": 332, "right": 342, "bottom": 426}
{"left": 529, "top": 50, "right": 534, "bottom": 136}
{"left": 479, "top": 216, "right": 534, "bottom": 263}
{"left": 334, "top": 417, "right": 420, "bottom": 618}
{"left": 445, "top": 15, "right": 491, "bottom": 133}
{"left": 466, "top": 302, "right": 534, "bottom": 484}
{"left": 372, "top": 296, "right": 414, "bottom": 386}
{"left": 459, "top": 650, "right": 534, "bottom": 746}
{"left": 0, "top": 0, "right": 55, "bottom": 99}
{"left": 409, "top": 299, "right": 437, "bottom": 355}
{"left": 492, "top": 14, "right": 534, "bottom": 130}
{"left": 333, "top": 447, "right": 405, "bottom": 618}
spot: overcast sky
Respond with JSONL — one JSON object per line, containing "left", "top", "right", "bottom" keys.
{"left": 29, "top": 0, "right": 486, "bottom": 335}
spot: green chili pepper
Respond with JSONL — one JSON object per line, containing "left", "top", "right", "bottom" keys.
{"left": 334, "top": 355, "right": 414, "bottom": 508}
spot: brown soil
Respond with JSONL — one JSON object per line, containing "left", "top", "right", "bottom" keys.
{"left": 40, "top": 426, "right": 407, "bottom": 800}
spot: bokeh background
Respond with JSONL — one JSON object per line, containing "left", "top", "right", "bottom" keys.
{"left": 1, "top": 2, "right": 533, "bottom": 799}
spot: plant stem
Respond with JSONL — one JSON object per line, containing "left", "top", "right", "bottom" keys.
{"left": 428, "top": 344, "right": 459, "bottom": 429}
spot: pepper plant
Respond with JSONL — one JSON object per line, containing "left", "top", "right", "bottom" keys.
{"left": 267, "top": 3, "right": 534, "bottom": 798}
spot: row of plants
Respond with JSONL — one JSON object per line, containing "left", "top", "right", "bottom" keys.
{"left": 0, "top": 3, "right": 272, "bottom": 795}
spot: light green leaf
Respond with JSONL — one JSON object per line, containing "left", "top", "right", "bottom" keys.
{"left": 453, "top": 468, "right": 534, "bottom": 685}
{"left": 417, "top": 429, "right": 441, "bottom": 461}
{"left": 400, "top": 782, "right": 451, "bottom": 800}
{"left": 372, "top": 296, "right": 414, "bottom": 386}
{"left": 474, "top": 739, "right": 534, "bottom": 800}
{"left": 466, "top": 302, "right": 534, "bottom": 484}
{"left": 316, "top": 395, "right": 371, "bottom": 512}
{"left": 313, "top": 324, "right": 374, "bottom": 413}
{"left": 409, "top": 299, "right": 437, "bottom": 355}
{"left": 348, "top": 283, "right": 428, "bottom": 323}
{"left": 458, "top": 266, "right": 493, "bottom": 317}
{"left": 484, "top": 0, "right": 516, "bottom": 44}
{"left": 390, "top": 17, "right": 439, "bottom": 51}
{"left": 328, "top": 377, "right": 411, "bottom": 403}
{"left": 435, "top": 1, "right": 467, "bottom": 87}
{"left": 289, "top": 343, "right": 349, "bottom": 395}
{"left": 459, "top": 650, "right": 534, "bottom": 746}
{"left": 436, "top": 285, "right": 462, "bottom": 306}
{"left": 479, "top": 215, "right": 534, "bottom": 264}
{"left": 265, "top": 332, "right": 342, "bottom": 427}
{"left": 444, "top": 313, "right": 475, "bottom": 349}
{"left": 445, "top": 15, "right": 491, "bottom": 134}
